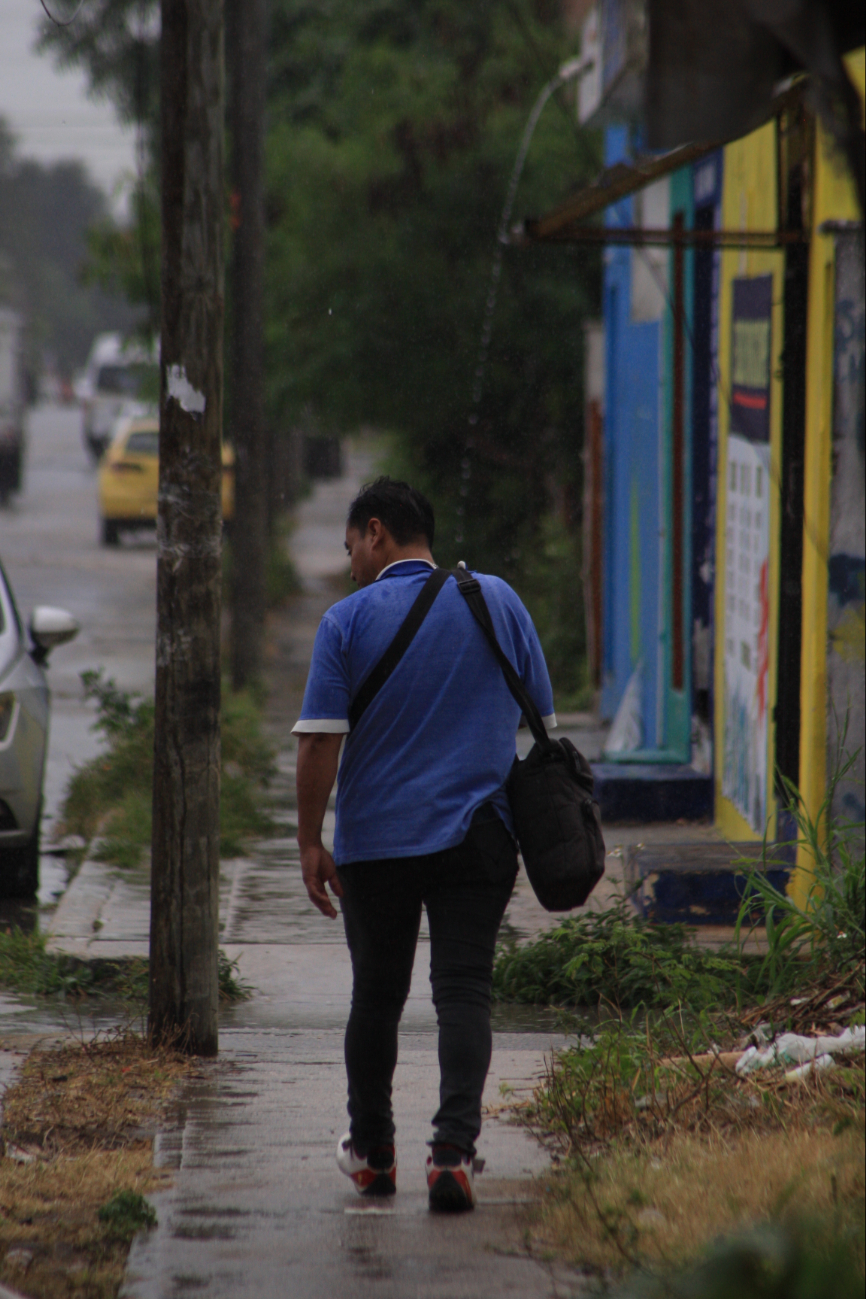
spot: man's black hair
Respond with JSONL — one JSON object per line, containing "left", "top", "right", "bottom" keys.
{"left": 347, "top": 477, "right": 435, "bottom": 547}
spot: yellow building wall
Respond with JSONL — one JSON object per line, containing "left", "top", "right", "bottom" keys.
{"left": 792, "top": 49, "right": 865, "bottom": 907}
{"left": 714, "top": 119, "right": 786, "bottom": 842}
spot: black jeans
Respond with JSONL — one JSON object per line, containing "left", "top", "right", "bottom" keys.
{"left": 336, "top": 809, "right": 518, "bottom": 1158}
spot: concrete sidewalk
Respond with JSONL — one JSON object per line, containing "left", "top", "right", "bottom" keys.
{"left": 32, "top": 447, "right": 728, "bottom": 1296}
{"left": 29, "top": 450, "right": 579, "bottom": 1297}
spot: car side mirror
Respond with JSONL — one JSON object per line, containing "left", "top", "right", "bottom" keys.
{"left": 29, "top": 606, "right": 79, "bottom": 664}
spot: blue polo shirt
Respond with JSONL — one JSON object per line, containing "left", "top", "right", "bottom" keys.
{"left": 293, "top": 561, "right": 555, "bottom": 865}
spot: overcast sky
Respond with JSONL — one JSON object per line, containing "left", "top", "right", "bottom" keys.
{"left": 0, "top": 0, "right": 136, "bottom": 208}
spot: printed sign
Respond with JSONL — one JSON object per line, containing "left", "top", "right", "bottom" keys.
{"left": 730, "top": 276, "right": 773, "bottom": 443}
{"left": 723, "top": 277, "right": 773, "bottom": 831}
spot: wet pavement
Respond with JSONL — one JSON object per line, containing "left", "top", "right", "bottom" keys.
{"left": 121, "top": 1028, "right": 586, "bottom": 1299}
{"left": 0, "top": 413, "right": 582, "bottom": 1296}
{"left": 2, "top": 409, "right": 724, "bottom": 1296}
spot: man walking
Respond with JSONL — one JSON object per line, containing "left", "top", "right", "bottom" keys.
{"left": 294, "top": 477, "right": 555, "bottom": 1211}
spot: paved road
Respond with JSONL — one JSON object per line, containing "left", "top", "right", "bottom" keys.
{"left": 1, "top": 403, "right": 158, "bottom": 885}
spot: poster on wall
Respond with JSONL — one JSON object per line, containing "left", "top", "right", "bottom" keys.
{"left": 722, "top": 276, "right": 773, "bottom": 832}
{"left": 827, "top": 233, "right": 865, "bottom": 822}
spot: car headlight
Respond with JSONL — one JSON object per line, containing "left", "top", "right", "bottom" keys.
{"left": 0, "top": 692, "right": 15, "bottom": 742}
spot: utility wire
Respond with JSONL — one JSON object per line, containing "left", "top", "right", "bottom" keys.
{"left": 39, "top": 0, "right": 86, "bottom": 27}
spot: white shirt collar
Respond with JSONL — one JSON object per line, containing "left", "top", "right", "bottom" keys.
{"left": 374, "top": 558, "right": 437, "bottom": 581}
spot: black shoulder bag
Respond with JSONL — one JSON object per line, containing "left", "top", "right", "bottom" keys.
{"left": 452, "top": 567, "right": 606, "bottom": 911}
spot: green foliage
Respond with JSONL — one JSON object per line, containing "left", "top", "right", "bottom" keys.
{"left": 82, "top": 171, "right": 161, "bottom": 338}
{"left": 611, "top": 1222, "right": 865, "bottom": 1299}
{"left": 493, "top": 898, "right": 739, "bottom": 1012}
{"left": 496, "top": 755, "right": 865, "bottom": 1014}
{"left": 41, "top": 0, "right": 604, "bottom": 689}
{"left": 0, "top": 928, "right": 252, "bottom": 1005}
{"left": 734, "top": 748, "right": 866, "bottom": 1003}
{"left": 265, "top": 521, "right": 304, "bottom": 607}
{"left": 222, "top": 525, "right": 302, "bottom": 615}
{"left": 61, "top": 671, "right": 157, "bottom": 851}
{"left": 36, "top": 2, "right": 160, "bottom": 139}
{"left": 0, "top": 120, "right": 138, "bottom": 376}
{"left": 513, "top": 513, "right": 589, "bottom": 705}
{"left": 218, "top": 949, "right": 253, "bottom": 1004}
{"left": 97, "top": 1190, "right": 157, "bottom": 1240}
{"left": 0, "top": 927, "right": 96, "bottom": 998}
{"left": 266, "top": 0, "right": 602, "bottom": 581}
{"left": 59, "top": 670, "right": 276, "bottom": 867}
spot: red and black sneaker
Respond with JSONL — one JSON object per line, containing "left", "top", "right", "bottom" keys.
{"left": 336, "top": 1132, "right": 397, "bottom": 1197}
{"left": 426, "top": 1143, "right": 476, "bottom": 1212}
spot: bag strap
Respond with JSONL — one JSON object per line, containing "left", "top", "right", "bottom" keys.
{"left": 348, "top": 566, "right": 449, "bottom": 730}
{"left": 451, "top": 567, "right": 553, "bottom": 751}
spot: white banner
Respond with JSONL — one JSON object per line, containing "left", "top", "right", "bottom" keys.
{"left": 722, "top": 434, "right": 771, "bottom": 832}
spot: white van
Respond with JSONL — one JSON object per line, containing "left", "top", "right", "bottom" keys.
{"left": 78, "top": 333, "right": 159, "bottom": 460}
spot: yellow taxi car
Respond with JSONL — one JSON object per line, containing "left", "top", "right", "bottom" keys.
{"left": 97, "top": 416, "right": 235, "bottom": 546}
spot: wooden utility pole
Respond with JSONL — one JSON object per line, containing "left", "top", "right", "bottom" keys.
{"left": 228, "top": 0, "right": 268, "bottom": 689}
{"left": 149, "top": 0, "right": 225, "bottom": 1056}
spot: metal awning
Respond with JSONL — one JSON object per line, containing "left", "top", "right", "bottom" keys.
{"left": 515, "top": 82, "right": 809, "bottom": 248}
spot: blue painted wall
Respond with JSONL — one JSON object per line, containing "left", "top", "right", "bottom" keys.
{"left": 600, "top": 128, "right": 710, "bottom": 765}
{"left": 601, "top": 125, "right": 664, "bottom": 750}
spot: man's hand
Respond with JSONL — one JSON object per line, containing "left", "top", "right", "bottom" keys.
{"left": 300, "top": 842, "right": 344, "bottom": 919}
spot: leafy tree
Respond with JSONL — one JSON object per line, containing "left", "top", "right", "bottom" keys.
{"left": 36, "top": 0, "right": 160, "bottom": 144}
{"left": 37, "top": 0, "right": 161, "bottom": 338}
{"left": 0, "top": 119, "right": 138, "bottom": 376}
{"left": 38, "top": 0, "right": 603, "bottom": 692}
{"left": 82, "top": 171, "right": 161, "bottom": 337}
{"left": 266, "top": 0, "right": 601, "bottom": 688}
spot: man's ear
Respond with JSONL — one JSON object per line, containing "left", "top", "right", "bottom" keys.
{"left": 366, "top": 517, "right": 387, "bottom": 549}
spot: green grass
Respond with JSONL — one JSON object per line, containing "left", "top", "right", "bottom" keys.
{"left": 734, "top": 746, "right": 865, "bottom": 1004}
{"left": 507, "top": 748, "right": 865, "bottom": 1296}
{"left": 58, "top": 670, "right": 276, "bottom": 869}
{"left": 0, "top": 929, "right": 252, "bottom": 1005}
{"left": 0, "top": 926, "right": 98, "bottom": 999}
{"left": 609, "top": 1220, "right": 865, "bottom": 1299}
{"left": 97, "top": 1190, "right": 157, "bottom": 1240}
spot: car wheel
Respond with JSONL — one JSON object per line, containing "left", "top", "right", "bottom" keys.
{"left": 0, "top": 821, "right": 40, "bottom": 899}
{"left": 101, "top": 517, "right": 120, "bottom": 547}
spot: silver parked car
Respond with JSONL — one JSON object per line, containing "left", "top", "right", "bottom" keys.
{"left": 0, "top": 560, "right": 78, "bottom": 897}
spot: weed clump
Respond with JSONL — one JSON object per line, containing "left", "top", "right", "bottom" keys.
{"left": 734, "top": 754, "right": 865, "bottom": 1009}
{"left": 494, "top": 758, "right": 865, "bottom": 1019}
{"left": 493, "top": 897, "right": 739, "bottom": 1012}
{"left": 98, "top": 1190, "right": 157, "bottom": 1240}
{"left": 0, "top": 926, "right": 97, "bottom": 999}
{"left": 57, "top": 669, "right": 276, "bottom": 868}
{"left": 0, "top": 929, "right": 251, "bottom": 1005}
{"left": 513, "top": 760, "right": 866, "bottom": 1293}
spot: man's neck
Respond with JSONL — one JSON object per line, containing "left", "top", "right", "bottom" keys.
{"left": 375, "top": 543, "right": 434, "bottom": 576}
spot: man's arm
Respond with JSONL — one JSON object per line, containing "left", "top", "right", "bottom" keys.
{"left": 296, "top": 732, "right": 344, "bottom": 919}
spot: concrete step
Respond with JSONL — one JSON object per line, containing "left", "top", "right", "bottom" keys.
{"left": 625, "top": 840, "right": 796, "bottom": 926}
{"left": 591, "top": 761, "right": 713, "bottom": 823}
